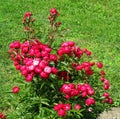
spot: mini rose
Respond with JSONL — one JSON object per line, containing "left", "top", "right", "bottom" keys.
{"left": 85, "top": 97, "right": 95, "bottom": 106}
{"left": 44, "top": 66, "right": 52, "bottom": 74}
{"left": 58, "top": 109, "right": 66, "bottom": 117}
{"left": 74, "top": 104, "right": 81, "bottom": 110}
{"left": 54, "top": 103, "right": 64, "bottom": 111}
{"left": 97, "top": 62, "right": 103, "bottom": 69}
{"left": 40, "top": 71, "right": 49, "bottom": 79}
{"left": 0, "top": 113, "right": 6, "bottom": 119}
{"left": 12, "top": 86, "right": 20, "bottom": 93}
{"left": 108, "top": 97, "right": 113, "bottom": 104}
{"left": 9, "top": 41, "right": 21, "bottom": 49}
{"left": 63, "top": 104, "right": 71, "bottom": 111}
{"left": 25, "top": 74, "right": 33, "bottom": 82}
{"left": 103, "top": 92, "right": 110, "bottom": 98}
{"left": 23, "top": 12, "right": 32, "bottom": 20}
{"left": 50, "top": 8, "right": 58, "bottom": 16}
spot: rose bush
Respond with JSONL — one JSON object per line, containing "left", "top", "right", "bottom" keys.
{"left": 7, "top": 8, "right": 113, "bottom": 119}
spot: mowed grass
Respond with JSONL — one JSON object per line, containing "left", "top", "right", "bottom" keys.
{"left": 0, "top": 0, "right": 120, "bottom": 116}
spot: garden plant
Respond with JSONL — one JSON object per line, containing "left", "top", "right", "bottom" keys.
{"left": 1, "top": 8, "right": 114, "bottom": 119}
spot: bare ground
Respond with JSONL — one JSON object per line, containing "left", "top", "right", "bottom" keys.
{"left": 98, "top": 107, "right": 120, "bottom": 119}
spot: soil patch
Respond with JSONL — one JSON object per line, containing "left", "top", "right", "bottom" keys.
{"left": 98, "top": 107, "right": 120, "bottom": 119}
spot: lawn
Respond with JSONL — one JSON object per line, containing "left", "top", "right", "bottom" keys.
{"left": 0, "top": 0, "right": 120, "bottom": 118}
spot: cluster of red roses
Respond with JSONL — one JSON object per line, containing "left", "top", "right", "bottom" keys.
{"left": 74, "top": 60, "right": 111, "bottom": 96}
{"left": 7, "top": 8, "right": 113, "bottom": 118}
{"left": 54, "top": 103, "right": 71, "bottom": 117}
{"left": 9, "top": 39, "right": 58, "bottom": 82}
{"left": 57, "top": 41, "right": 91, "bottom": 58}
{"left": 54, "top": 103, "right": 82, "bottom": 117}
{"left": 60, "top": 83, "right": 95, "bottom": 100}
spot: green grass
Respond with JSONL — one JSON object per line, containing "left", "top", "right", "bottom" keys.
{"left": 0, "top": 0, "right": 120, "bottom": 118}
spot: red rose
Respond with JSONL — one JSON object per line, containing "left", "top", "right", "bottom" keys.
{"left": 0, "top": 113, "right": 6, "bottom": 119}
{"left": 50, "top": 8, "right": 58, "bottom": 16}
{"left": 74, "top": 104, "right": 81, "bottom": 110}
{"left": 12, "top": 86, "right": 20, "bottom": 93}
{"left": 58, "top": 109, "right": 66, "bottom": 117}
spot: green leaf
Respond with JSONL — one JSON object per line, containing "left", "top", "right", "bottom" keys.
{"left": 40, "top": 98, "right": 50, "bottom": 106}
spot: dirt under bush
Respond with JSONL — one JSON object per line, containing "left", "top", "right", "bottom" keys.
{"left": 98, "top": 107, "right": 120, "bottom": 119}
